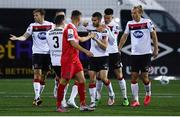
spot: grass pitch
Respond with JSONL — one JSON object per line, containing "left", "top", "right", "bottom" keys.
{"left": 0, "top": 78, "right": 180, "bottom": 116}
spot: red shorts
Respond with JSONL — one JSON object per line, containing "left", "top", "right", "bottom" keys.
{"left": 61, "top": 60, "right": 83, "bottom": 80}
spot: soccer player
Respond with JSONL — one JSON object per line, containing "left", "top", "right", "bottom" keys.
{"left": 87, "top": 12, "right": 115, "bottom": 108}
{"left": 9, "top": 9, "right": 54, "bottom": 106}
{"left": 53, "top": 11, "right": 79, "bottom": 109}
{"left": 95, "top": 8, "right": 129, "bottom": 106}
{"left": 118, "top": 5, "right": 159, "bottom": 107}
{"left": 56, "top": 10, "right": 95, "bottom": 112}
{"left": 46, "top": 14, "right": 69, "bottom": 108}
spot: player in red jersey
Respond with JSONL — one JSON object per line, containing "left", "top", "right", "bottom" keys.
{"left": 56, "top": 10, "right": 95, "bottom": 112}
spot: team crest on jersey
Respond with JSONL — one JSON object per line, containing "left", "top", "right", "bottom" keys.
{"left": 116, "top": 26, "right": 120, "bottom": 30}
{"left": 38, "top": 32, "right": 46, "bottom": 40}
{"left": 133, "top": 30, "right": 144, "bottom": 38}
{"left": 68, "top": 34, "right": 74, "bottom": 38}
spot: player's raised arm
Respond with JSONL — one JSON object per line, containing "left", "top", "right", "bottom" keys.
{"left": 78, "top": 32, "right": 95, "bottom": 42}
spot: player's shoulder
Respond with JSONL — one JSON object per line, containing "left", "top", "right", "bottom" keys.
{"left": 140, "top": 18, "right": 151, "bottom": 23}
{"left": 66, "top": 23, "right": 76, "bottom": 30}
{"left": 109, "top": 20, "right": 119, "bottom": 27}
{"left": 127, "top": 20, "right": 134, "bottom": 25}
{"left": 28, "top": 22, "right": 36, "bottom": 27}
{"left": 43, "top": 20, "right": 54, "bottom": 25}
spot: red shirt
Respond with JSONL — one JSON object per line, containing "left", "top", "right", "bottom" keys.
{"left": 61, "top": 23, "right": 79, "bottom": 64}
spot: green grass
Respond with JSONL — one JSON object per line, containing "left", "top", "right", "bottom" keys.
{"left": 0, "top": 78, "right": 180, "bottom": 116}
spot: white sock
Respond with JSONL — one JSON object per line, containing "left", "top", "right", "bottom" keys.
{"left": 40, "top": 84, "right": 45, "bottom": 95}
{"left": 53, "top": 79, "right": 59, "bottom": 98}
{"left": 33, "top": 82, "right": 41, "bottom": 99}
{"left": 106, "top": 82, "right": 115, "bottom": 97}
{"left": 131, "top": 83, "right": 139, "bottom": 102}
{"left": 63, "top": 83, "right": 69, "bottom": 102}
{"left": 118, "top": 78, "right": 127, "bottom": 99}
{"left": 89, "top": 87, "right": 96, "bottom": 103}
{"left": 96, "top": 80, "right": 103, "bottom": 93}
{"left": 68, "top": 85, "right": 78, "bottom": 102}
{"left": 144, "top": 82, "right": 151, "bottom": 96}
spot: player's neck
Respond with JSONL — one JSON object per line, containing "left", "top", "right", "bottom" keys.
{"left": 56, "top": 23, "right": 65, "bottom": 28}
{"left": 71, "top": 20, "right": 79, "bottom": 27}
{"left": 38, "top": 19, "right": 44, "bottom": 24}
{"left": 134, "top": 17, "right": 141, "bottom": 22}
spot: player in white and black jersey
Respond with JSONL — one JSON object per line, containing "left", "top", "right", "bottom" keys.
{"left": 96, "top": 8, "right": 129, "bottom": 106}
{"left": 46, "top": 14, "right": 69, "bottom": 108}
{"left": 119, "top": 5, "right": 159, "bottom": 107}
{"left": 9, "top": 9, "right": 54, "bottom": 106}
{"left": 87, "top": 12, "right": 115, "bottom": 108}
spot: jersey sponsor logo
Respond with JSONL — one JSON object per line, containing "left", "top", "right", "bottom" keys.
{"left": 133, "top": 30, "right": 144, "bottom": 38}
{"left": 38, "top": 32, "right": 46, "bottom": 40}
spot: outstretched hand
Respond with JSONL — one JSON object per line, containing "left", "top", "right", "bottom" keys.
{"left": 153, "top": 49, "right": 158, "bottom": 58}
{"left": 86, "top": 51, "right": 94, "bottom": 57}
{"left": 9, "top": 34, "right": 17, "bottom": 40}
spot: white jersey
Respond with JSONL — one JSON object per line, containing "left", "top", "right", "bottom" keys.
{"left": 46, "top": 27, "right": 64, "bottom": 66}
{"left": 124, "top": 18, "right": 155, "bottom": 55}
{"left": 26, "top": 21, "right": 54, "bottom": 54}
{"left": 105, "top": 20, "right": 120, "bottom": 54}
{"left": 86, "top": 23, "right": 109, "bottom": 57}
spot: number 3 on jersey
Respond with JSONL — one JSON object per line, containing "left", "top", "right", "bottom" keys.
{"left": 53, "top": 36, "right": 59, "bottom": 48}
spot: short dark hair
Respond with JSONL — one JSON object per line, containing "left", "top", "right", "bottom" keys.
{"left": 33, "top": 9, "right": 46, "bottom": 16}
{"left": 104, "top": 8, "right": 113, "bottom": 15}
{"left": 92, "top": 12, "right": 102, "bottom": 20}
{"left": 54, "top": 15, "right": 65, "bottom": 25}
{"left": 71, "top": 10, "right": 82, "bottom": 19}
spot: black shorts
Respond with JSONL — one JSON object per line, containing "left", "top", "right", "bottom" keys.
{"left": 109, "top": 53, "right": 123, "bottom": 69}
{"left": 32, "top": 54, "right": 51, "bottom": 71}
{"left": 131, "top": 54, "right": 151, "bottom": 72}
{"left": 80, "top": 59, "right": 89, "bottom": 69}
{"left": 52, "top": 66, "right": 61, "bottom": 77}
{"left": 88, "top": 56, "right": 109, "bottom": 72}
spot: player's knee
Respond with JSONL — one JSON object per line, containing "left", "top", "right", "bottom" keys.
{"left": 131, "top": 72, "right": 139, "bottom": 79}
{"left": 34, "top": 69, "right": 42, "bottom": 79}
{"left": 89, "top": 79, "right": 96, "bottom": 84}
{"left": 59, "top": 78, "right": 69, "bottom": 85}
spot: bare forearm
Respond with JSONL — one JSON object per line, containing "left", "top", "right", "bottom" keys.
{"left": 70, "top": 40, "right": 88, "bottom": 53}
{"left": 10, "top": 33, "right": 30, "bottom": 41}
{"left": 78, "top": 35, "right": 91, "bottom": 42}
{"left": 94, "top": 39, "right": 107, "bottom": 50}
{"left": 118, "top": 35, "right": 127, "bottom": 49}
{"left": 151, "top": 32, "right": 158, "bottom": 50}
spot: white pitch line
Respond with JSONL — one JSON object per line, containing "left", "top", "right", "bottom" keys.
{"left": 0, "top": 95, "right": 179, "bottom": 98}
